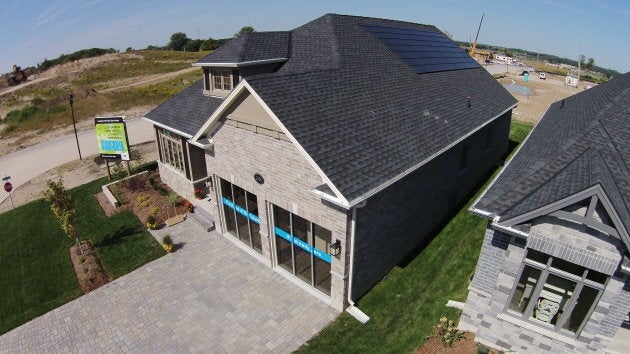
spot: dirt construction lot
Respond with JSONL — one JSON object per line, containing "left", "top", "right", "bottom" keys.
{"left": 485, "top": 64, "right": 594, "bottom": 123}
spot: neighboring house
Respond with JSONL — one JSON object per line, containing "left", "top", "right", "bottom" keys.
{"left": 460, "top": 72, "right": 630, "bottom": 352}
{"left": 566, "top": 73, "right": 580, "bottom": 87}
{"left": 144, "top": 14, "right": 516, "bottom": 313}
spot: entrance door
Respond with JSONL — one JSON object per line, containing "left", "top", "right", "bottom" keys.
{"left": 271, "top": 204, "right": 332, "bottom": 295}
{"left": 219, "top": 178, "right": 262, "bottom": 253}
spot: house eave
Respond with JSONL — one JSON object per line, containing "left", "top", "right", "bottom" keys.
{"left": 310, "top": 188, "right": 350, "bottom": 209}
{"left": 345, "top": 102, "right": 518, "bottom": 208}
{"left": 192, "top": 58, "right": 288, "bottom": 68}
{"left": 143, "top": 117, "right": 193, "bottom": 138}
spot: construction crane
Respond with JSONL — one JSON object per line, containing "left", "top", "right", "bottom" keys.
{"left": 470, "top": 13, "right": 485, "bottom": 59}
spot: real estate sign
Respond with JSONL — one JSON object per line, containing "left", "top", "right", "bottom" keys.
{"left": 94, "top": 116, "right": 130, "bottom": 160}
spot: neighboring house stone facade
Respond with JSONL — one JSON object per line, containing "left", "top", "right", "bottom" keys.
{"left": 145, "top": 14, "right": 516, "bottom": 313}
{"left": 461, "top": 72, "right": 630, "bottom": 353}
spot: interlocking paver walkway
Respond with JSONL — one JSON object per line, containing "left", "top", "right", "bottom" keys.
{"left": 0, "top": 219, "right": 338, "bottom": 353}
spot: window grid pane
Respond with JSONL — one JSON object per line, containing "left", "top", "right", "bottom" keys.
{"left": 158, "top": 130, "right": 185, "bottom": 173}
{"left": 508, "top": 249, "right": 607, "bottom": 336}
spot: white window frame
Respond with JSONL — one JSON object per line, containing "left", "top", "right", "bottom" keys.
{"left": 158, "top": 129, "right": 185, "bottom": 173}
{"left": 211, "top": 69, "right": 233, "bottom": 92}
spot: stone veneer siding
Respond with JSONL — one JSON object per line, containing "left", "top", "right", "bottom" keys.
{"left": 158, "top": 161, "right": 195, "bottom": 202}
{"left": 205, "top": 122, "right": 349, "bottom": 310}
{"left": 352, "top": 112, "right": 511, "bottom": 299}
{"left": 460, "top": 223, "right": 630, "bottom": 353}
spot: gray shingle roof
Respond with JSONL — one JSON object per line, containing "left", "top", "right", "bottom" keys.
{"left": 196, "top": 32, "right": 290, "bottom": 64}
{"left": 148, "top": 14, "right": 517, "bottom": 202}
{"left": 145, "top": 79, "right": 223, "bottom": 136}
{"left": 475, "top": 72, "right": 630, "bottom": 233}
{"left": 246, "top": 14, "right": 516, "bottom": 201}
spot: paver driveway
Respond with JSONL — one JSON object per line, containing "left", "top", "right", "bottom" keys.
{"left": 0, "top": 220, "right": 338, "bottom": 353}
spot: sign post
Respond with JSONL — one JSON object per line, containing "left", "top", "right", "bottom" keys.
{"left": 94, "top": 117, "right": 131, "bottom": 179}
{"left": 3, "top": 176, "right": 14, "bottom": 209}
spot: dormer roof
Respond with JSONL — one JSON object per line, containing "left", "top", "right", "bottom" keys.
{"left": 194, "top": 31, "right": 290, "bottom": 67}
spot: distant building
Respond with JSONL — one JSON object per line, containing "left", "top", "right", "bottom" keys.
{"left": 566, "top": 73, "right": 579, "bottom": 87}
{"left": 494, "top": 54, "right": 514, "bottom": 64}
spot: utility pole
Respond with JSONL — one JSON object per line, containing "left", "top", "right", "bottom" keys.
{"left": 68, "top": 94, "right": 82, "bottom": 160}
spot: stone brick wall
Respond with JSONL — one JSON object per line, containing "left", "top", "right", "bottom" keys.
{"left": 352, "top": 112, "right": 511, "bottom": 299}
{"left": 158, "top": 161, "right": 195, "bottom": 202}
{"left": 461, "top": 223, "right": 630, "bottom": 353}
{"left": 205, "top": 122, "right": 349, "bottom": 310}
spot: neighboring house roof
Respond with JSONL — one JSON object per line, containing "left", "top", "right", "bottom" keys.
{"left": 195, "top": 32, "right": 290, "bottom": 64}
{"left": 474, "top": 72, "right": 630, "bottom": 234}
{"left": 145, "top": 79, "right": 224, "bottom": 137}
{"left": 148, "top": 13, "right": 517, "bottom": 203}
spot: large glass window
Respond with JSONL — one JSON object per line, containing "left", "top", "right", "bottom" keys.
{"left": 158, "top": 129, "right": 185, "bottom": 173}
{"left": 272, "top": 204, "right": 332, "bottom": 295}
{"left": 219, "top": 178, "right": 261, "bottom": 254}
{"left": 506, "top": 249, "right": 606, "bottom": 335}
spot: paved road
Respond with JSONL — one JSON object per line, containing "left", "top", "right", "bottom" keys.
{"left": 0, "top": 118, "right": 154, "bottom": 204}
{"left": 0, "top": 219, "right": 337, "bottom": 353}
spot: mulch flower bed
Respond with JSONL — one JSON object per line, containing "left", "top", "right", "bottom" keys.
{"left": 416, "top": 332, "right": 501, "bottom": 354}
{"left": 69, "top": 241, "right": 110, "bottom": 294}
{"left": 95, "top": 170, "right": 190, "bottom": 228}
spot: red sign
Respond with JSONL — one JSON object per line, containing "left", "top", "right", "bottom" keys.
{"left": 4, "top": 182, "right": 12, "bottom": 192}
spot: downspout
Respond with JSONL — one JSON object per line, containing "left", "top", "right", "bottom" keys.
{"left": 345, "top": 200, "right": 370, "bottom": 323}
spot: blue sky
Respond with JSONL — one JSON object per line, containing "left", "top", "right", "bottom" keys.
{"left": 1, "top": 0, "right": 629, "bottom": 73}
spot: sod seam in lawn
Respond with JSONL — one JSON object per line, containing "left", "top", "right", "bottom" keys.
{"left": 297, "top": 121, "right": 534, "bottom": 354}
{"left": 0, "top": 177, "right": 164, "bottom": 335}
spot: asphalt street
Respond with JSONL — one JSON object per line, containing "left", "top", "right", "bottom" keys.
{"left": 0, "top": 118, "right": 154, "bottom": 205}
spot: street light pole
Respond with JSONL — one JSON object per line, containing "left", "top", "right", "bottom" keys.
{"left": 68, "top": 94, "right": 82, "bottom": 160}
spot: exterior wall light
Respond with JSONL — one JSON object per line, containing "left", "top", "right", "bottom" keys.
{"left": 329, "top": 239, "right": 341, "bottom": 257}
{"left": 254, "top": 173, "right": 264, "bottom": 185}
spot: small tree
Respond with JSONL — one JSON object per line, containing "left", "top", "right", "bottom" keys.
{"left": 168, "top": 32, "right": 190, "bottom": 51}
{"left": 234, "top": 26, "right": 254, "bottom": 38}
{"left": 43, "top": 179, "right": 81, "bottom": 253}
{"left": 200, "top": 38, "right": 216, "bottom": 51}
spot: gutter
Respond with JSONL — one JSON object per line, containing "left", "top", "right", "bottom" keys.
{"left": 346, "top": 103, "right": 517, "bottom": 208}
{"left": 345, "top": 200, "right": 370, "bottom": 324}
{"left": 192, "top": 58, "right": 288, "bottom": 68}
{"left": 490, "top": 217, "right": 529, "bottom": 238}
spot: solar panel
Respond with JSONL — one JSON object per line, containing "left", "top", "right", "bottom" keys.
{"left": 363, "top": 24, "right": 479, "bottom": 74}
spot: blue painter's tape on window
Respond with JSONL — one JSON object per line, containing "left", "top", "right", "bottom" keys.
{"left": 222, "top": 197, "right": 259, "bottom": 224}
{"left": 313, "top": 248, "right": 332, "bottom": 263}
{"left": 274, "top": 226, "right": 331, "bottom": 263}
{"left": 274, "top": 227, "right": 292, "bottom": 242}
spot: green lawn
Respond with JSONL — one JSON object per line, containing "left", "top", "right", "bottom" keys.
{"left": 0, "top": 178, "right": 164, "bottom": 334}
{"left": 297, "top": 120, "right": 534, "bottom": 354}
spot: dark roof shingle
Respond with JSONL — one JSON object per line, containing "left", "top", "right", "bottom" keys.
{"left": 196, "top": 32, "right": 290, "bottom": 64}
{"left": 475, "top": 72, "right": 630, "bottom": 233}
{"left": 145, "top": 79, "right": 223, "bottom": 136}
{"left": 148, "top": 14, "right": 517, "bottom": 202}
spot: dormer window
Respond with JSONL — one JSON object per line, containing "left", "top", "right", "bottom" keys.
{"left": 212, "top": 69, "right": 233, "bottom": 91}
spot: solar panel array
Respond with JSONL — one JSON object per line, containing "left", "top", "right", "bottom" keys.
{"left": 362, "top": 24, "right": 479, "bottom": 74}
